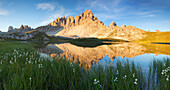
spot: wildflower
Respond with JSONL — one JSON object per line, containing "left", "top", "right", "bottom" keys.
{"left": 114, "top": 77, "right": 118, "bottom": 82}
{"left": 135, "top": 79, "right": 137, "bottom": 81}
{"left": 28, "top": 60, "right": 31, "bottom": 64}
{"left": 134, "top": 81, "right": 137, "bottom": 84}
{"left": 161, "top": 72, "right": 164, "bottom": 75}
{"left": 166, "top": 78, "right": 169, "bottom": 81}
{"left": 116, "top": 70, "right": 119, "bottom": 74}
{"left": 164, "top": 63, "right": 166, "bottom": 66}
{"left": 123, "top": 75, "right": 127, "bottom": 79}
{"left": 93, "top": 79, "right": 99, "bottom": 84}
{"left": 73, "top": 68, "right": 75, "bottom": 72}
{"left": 29, "top": 77, "right": 31, "bottom": 80}
{"left": 133, "top": 73, "right": 135, "bottom": 77}
{"left": 10, "top": 61, "right": 13, "bottom": 64}
{"left": 98, "top": 84, "right": 102, "bottom": 88}
{"left": 38, "top": 64, "right": 42, "bottom": 68}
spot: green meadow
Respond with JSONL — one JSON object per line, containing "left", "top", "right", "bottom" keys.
{"left": 0, "top": 41, "right": 169, "bottom": 89}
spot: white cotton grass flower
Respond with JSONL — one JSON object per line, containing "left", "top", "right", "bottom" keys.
{"left": 73, "top": 68, "right": 75, "bottom": 72}
{"left": 166, "top": 78, "right": 169, "bottom": 81}
{"left": 116, "top": 70, "right": 119, "bottom": 74}
{"left": 164, "top": 63, "right": 166, "bottom": 66}
{"left": 99, "top": 84, "right": 102, "bottom": 88}
{"left": 93, "top": 79, "right": 99, "bottom": 84}
{"left": 161, "top": 72, "right": 164, "bottom": 75}
{"left": 114, "top": 77, "right": 118, "bottom": 82}
{"left": 10, "top": 61, "right": 13, "bottom": 64}
{"left": 38, "top": 64, "right": 43, "bottom": 68}
{"left": 134, "top": 81, "right": 137, "bottom": 84}
{"left": 70, "top": 63, "right": 73, "bottom": 67}
{"left": 123, "top": 75, "right": 127, "bottom": 79}
{"left": 133, "top": 73, "right": 135, "bottom": 77}
{"left": 94, "top": 79, "right": 96, "bottom": 82}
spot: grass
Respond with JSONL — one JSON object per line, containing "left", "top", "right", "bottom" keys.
{"left": 0, "top": 41, "right": 169, "bottom": 89}
{"left": 138, "top": 32, "right": 170, "bottom": 43}
{"left": 139, "top": 43, "right": 170, "bottom": 55}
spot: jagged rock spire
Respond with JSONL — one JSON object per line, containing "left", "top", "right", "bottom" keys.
{"left": 109, "top": 21, "right": 117, "bottom": 27}
{"left": 122, "top": 24, "right": 126, "bottom": 27}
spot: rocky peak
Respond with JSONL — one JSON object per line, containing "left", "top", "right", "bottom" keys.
{"left": 109, "top": 21, "right": 117, "bottom": 27}
{"left": 83, "top": 10, "right": 94, "bottom": 19}
{"left": 8, "top": 26, "right": 14, "bottom": 31}
{"left": 24, "top": 25, "right": 31, "bottom": 30}
{"left": 122, "top": 24, "right": 126, "bottom": 27}
{"left": 19, "top": 25, "right": 24, "bottom": 30}
{"left": 75, "top": 15, "right": 80, "bottom": 26}
{"left": 70, "top": 16, "right": 74, "bottom": 23}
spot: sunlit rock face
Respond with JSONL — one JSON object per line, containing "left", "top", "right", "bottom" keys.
{"left": 51, "top": 10, "right": 146, "bottom": 41}
{"left": 36, "top": 43, "right": 148, "bottom": 70}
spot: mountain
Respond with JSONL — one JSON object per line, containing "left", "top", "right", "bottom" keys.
{"left": 6, "top": 10, "right": 147, "bottom": 41}
{"left": 8, "top": 25, "right": 33, "bottom": 33}
{"left": 43, "top": 10, "right": 146, "bottom": 41}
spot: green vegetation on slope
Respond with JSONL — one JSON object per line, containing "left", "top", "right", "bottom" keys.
{"left": 69, "top": 38, "right": 128, "bottom": 47}
{"left": 138, "top": 32, "right": 170, "bottom": 43}
{"left": 69, "top": 38, "right": 103, "bottom": 47}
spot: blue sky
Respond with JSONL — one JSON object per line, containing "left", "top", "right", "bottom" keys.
{"left": 0, "top": 0, "right": 170, "bottom": 32}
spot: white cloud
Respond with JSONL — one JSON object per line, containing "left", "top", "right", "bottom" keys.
{"left": 0, "top": 3, "right": 9, "bottom": 16}
{"left": 37, "top": 3, "right": 55, "bottom": 11}
{"left": 143, "top": 14, "right": 155, "bottom": 17}
{"left": 134, "top": 11, "right": 155, "bottom": 17}
{"left": 39, "top": 3, "right": 73, "bottom": 26}
{"left": 95, "top": 13, "right": 118, "bottom": 20}
{"left": 0, "top": 9, "right": 9, "bottom": 15}
{"left": 87, "top": 0, "right": 122, "bottom": 12}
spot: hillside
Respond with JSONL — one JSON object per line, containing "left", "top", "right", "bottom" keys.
{"left": 138, "top": 32, "right": 170, "bottom": 43}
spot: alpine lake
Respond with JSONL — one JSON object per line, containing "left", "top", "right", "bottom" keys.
{"left": 35, "top": 41, "right": 170, "bottom": 71}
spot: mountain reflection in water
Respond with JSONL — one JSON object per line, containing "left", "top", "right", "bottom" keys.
{"left": 36, "top": 42, "right": 170, "bottom": 70}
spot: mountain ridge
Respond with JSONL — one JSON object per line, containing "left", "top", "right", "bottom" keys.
{"left": 5, "top": 10, "right": 147, "bottom": 41}
{"left": 47, "top": 10, "right": 146, "bottom": 40}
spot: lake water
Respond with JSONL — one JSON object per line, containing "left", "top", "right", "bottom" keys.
{"left": 35, "top": 42, "right": 170, "bottom": 71}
